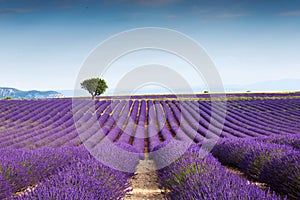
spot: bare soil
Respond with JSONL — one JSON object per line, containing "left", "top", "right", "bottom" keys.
{"left": 226, "top": 166, "right": 268, "bottom": 189}
{"left": 124, "top": 159, "right": 167, "bottom": 200}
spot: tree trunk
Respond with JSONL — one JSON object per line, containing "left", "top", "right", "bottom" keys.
{"left": 92, "top": 94, "right": 95, "bottom": 100}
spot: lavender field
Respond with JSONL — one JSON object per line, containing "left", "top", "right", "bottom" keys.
{"left": 0, "top": 93, "right": 299, "bottom": 199}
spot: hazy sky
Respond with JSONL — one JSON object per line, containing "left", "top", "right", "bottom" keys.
{"left": 0, "top": 0, "right": 299, "bottom": 91}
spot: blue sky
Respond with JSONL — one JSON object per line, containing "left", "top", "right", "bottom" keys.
{"left": 0, "top": 0, "right": 299, "bottom": 92}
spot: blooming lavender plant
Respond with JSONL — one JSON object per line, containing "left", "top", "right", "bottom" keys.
{"left": 154, "top": 144, "right": 282, "bottom": 200}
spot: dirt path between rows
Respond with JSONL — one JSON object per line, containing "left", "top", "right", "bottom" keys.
{"left": 226, "top": 166, "right": 268, "bottom": 189}
{"left": 124, "top": 159, "right": 166, "bottom": 200}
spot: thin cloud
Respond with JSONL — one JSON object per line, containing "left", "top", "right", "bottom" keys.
{"left": 278, "top": 10, "right": 300, "bottom": 16}
{"left": 0, "top": 1, "right": 85, "bottom": 16}
{"left": 165, "top": 14, "right": 176, "bottom": 19}
{"left": 117, "top": 0, "right": 181, "bottom": 7}
{"left": 216, "top": 13, "right": 247, "bottom": 19}
{"left": 119, "top": 12, "right": 176, "bottom": 21}
{"left": 0, "top": 0, "right": 83, "bottom": 12}
{"left": 0, "top": 8, "right": 35, "bottom": 15}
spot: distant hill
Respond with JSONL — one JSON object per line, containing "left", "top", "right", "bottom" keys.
{"left": 0, "top": 87, "right": 64, "bottom": 99}
{"left": 223, "top": 79, "right": 300, "bottom": 93}
{"left": 57, "top": 79, "right": 300, "bottom": 97}
{"left": 244, "top": 79, "right": 300, "bottom": 92}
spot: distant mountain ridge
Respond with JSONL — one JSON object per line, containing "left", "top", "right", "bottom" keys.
{"left": 0, "top": 87, "right": 64, "bottom": 99}
{"left": 57, "top": 79, "right": 300, "bottom": 97}
{"left": 224, "top": 79, "right": 300, "bottom": 92}
{"left": 245, "top": 79, "right": 300, "bottom": 92}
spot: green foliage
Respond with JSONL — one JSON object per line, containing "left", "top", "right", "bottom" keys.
{"left": 80, "top": 78, "right": 108, "bottom": 99}
{"left": 204, "top": 90, "right": 209, "bottom": 94}
{"left": 5, "top": 96, "right": 12, "bottom": 100}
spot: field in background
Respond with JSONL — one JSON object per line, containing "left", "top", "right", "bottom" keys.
{"left": 0, "top": 93, "right": 299, "bottom": 199}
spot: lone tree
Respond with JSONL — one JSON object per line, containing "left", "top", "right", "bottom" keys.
{"left": 81, "top": 78, "right": 108, "bottom": 99}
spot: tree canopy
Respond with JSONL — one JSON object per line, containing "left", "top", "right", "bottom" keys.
{"left": 80, "top": 78, "right": 108, "bottom": 99}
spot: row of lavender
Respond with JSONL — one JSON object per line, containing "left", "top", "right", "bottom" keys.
{"left": 153, "top": 142, "right": 283, "bottom": 200}
{"left": 0, "top": 144, "right": 140, "bottom": 199}
{"left": 146, "top": 98, "right": 300, "bottom": 151}
{"left": 211, "top": 135, "right": 300, "bottom": 199}
{"left": 151, "top": 133, "right": 300, "bottom": 199}
{"left": 1, "top": 98, "right": 300, "bottom": 152}
{"left": 0, "top": 97, "right": 299, "bottom": 199}
{"left": 1, "top": 135, "right": 299, "bottom": 199}
{"left": 96, "top": 92, "right": 300, "bottom": 99}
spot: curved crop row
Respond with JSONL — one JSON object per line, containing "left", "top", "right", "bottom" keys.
{"left": 212, "top": 138, "right": 300, "bottom": 199}
{"left": 153, "top": 143, "right": 282, "bottom": 200}
{"left": 1, "top": 98, "right": 300, "bottom": 151}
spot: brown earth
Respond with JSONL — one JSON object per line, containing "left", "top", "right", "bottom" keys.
{"left": 124, "top": 159, "right": 167, "bottom": 200}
